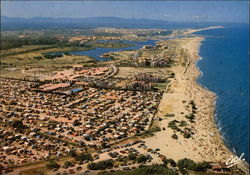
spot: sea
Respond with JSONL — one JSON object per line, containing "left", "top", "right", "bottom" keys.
{"left": 194, "top": 26, "right": 249, "bottom": 163}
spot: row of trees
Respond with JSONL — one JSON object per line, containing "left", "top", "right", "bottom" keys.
{"left": 87, "top": 159, "right": 114, "bottom": 170}
{"left": 43, "top": 54, "right": 63, "bottom": 59}
{"left": 68, "top": 150, "right": 93, "bottom": 162}
{"left": 1, "top": 36, "right": 64, "bottom": 50}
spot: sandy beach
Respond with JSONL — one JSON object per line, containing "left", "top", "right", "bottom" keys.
{"left": 182, "top": 26, "right": 224, "bottom": 35}
{"left": 144, "top": 36, "right": 235, "bottom": 163}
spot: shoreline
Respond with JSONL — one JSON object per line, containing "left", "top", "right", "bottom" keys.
{"left": 144, "top": 36, "right": 241, "bottom": 164}
{"left": 195, "top": 38, "right": 232, "bottom": 157}
{"left": 181, "top": 36, "right": 247, "bottom": 163}
{"left": 195, "top": 38, "right": 249, "bottom": 171}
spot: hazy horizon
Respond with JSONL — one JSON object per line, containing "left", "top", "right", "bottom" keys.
{"left": 1, "top": 1, "right": 249, "bottom": 23}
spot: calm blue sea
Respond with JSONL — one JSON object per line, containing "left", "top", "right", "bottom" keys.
{"left": 195, "top": 27, "right": 249, "bottom": 163}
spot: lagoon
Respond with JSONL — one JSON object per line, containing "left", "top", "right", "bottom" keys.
{"left": 47, "top": 40, "right": 156, "bottom": 61}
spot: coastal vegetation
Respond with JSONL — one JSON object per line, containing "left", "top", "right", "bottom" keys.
{"left": 165, "top": 113, "right": 175, "bottom": 117}
{"left": 168, "top": 120, "right": 194, "bottom": 139}
{"left": 177, "top": 158, "right": 211, "bottom": 174}
{"left": 140, "top": 125, "right": 161, "bottom": 138}
{"left": 136, "top": 154, "right": 149, "bottom": 163}
{"left": 98, "top": 164, "right": 179, "bottom": 175}
{"left": 97, "top": 159, "right": 212, "bottom": 175}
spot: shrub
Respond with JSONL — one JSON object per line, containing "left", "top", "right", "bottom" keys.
{"left": 169, "top": 72, "right": 175, "bottom": 78}
{"left": 168, "top": 120, "right": 180, "bottom": 130}
{"left": 165, "top": 114, "right": 175, "bottom": 117}
{"left": 183, "top": 132, "right": 191, "bottom": 138}
{"left": 34, "top": 56, "right": 43, "bottom": 60}
{"left": 179, "top": 121, "right": 187, "bottom": 127}
{"left": 185, "top": 114, "right": 195, "bottom": 122}
{"left": 149, "top": 126, "right": 161, "bottom": 133}
{"left": 44, "top": 54, "right": 63, "bottom": 59}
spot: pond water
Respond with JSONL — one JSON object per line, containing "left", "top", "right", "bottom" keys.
{"left": 47, "top": 40, "right": 157, "bottom": 61}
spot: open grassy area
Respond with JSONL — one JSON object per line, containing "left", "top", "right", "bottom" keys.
{"left": 0, "top": 45, "right": 56, "bottom": 57}
{"left": 0, "top": 41, "right": 134, "bottom": 68}
{"left": 155, "top": 81, "right": 170, "bottom": 91}
{"left": 21, "top": 166, "right": 49, "bottom": 175}
{"left": 1, "top": 46, "right": 95, "bottom": 66}
{"left": 3, "top": 54, "right": 93, "bottom": 65}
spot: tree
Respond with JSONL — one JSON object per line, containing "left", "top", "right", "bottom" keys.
{"left": 87, "top": 159, "right": 114, "bottom": 170}
{"left": 128, "top": 153, "right": 137, "bottom": 160}
{"left": 164, "top": 159, "right": 176, "bottom": 167}
{"left": 136, "top": 154, "right": 148, "bottom": 163}
{"left": 46, "top": 161, "right": 60, "bottom": 169}
{"left": 172, "top": 134, "right": 178, "bottom": 140}
{"left": 177, "top": 158, "right": 210, "bottom": 173}
{"left": 73, "top": 120, "right": 81, "bottom": 126}
{"left": 68, "top": 150, "right": 77, "bottom": 157}
{"left": 192, "top": 162, "right": 211, "bottom": 171}
{"left": 75, "top": 153, "right": 93, "bottom": 162}
{"left": 101, "top": 142, "right": 110, "bottom": 148}
{"left": 9, "top": 120, "right": 26, "bottom": 131}
{"left": 63, "top": 161, "right": 74, "bottom": 168}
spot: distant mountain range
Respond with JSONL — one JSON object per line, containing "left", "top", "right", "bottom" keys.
{"left": 1, "top": 16, "right": 247, "bottom": 31}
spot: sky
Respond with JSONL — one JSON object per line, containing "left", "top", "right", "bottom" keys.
{"left": 1, "top": 1, "right": 249, "bottom": 23}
